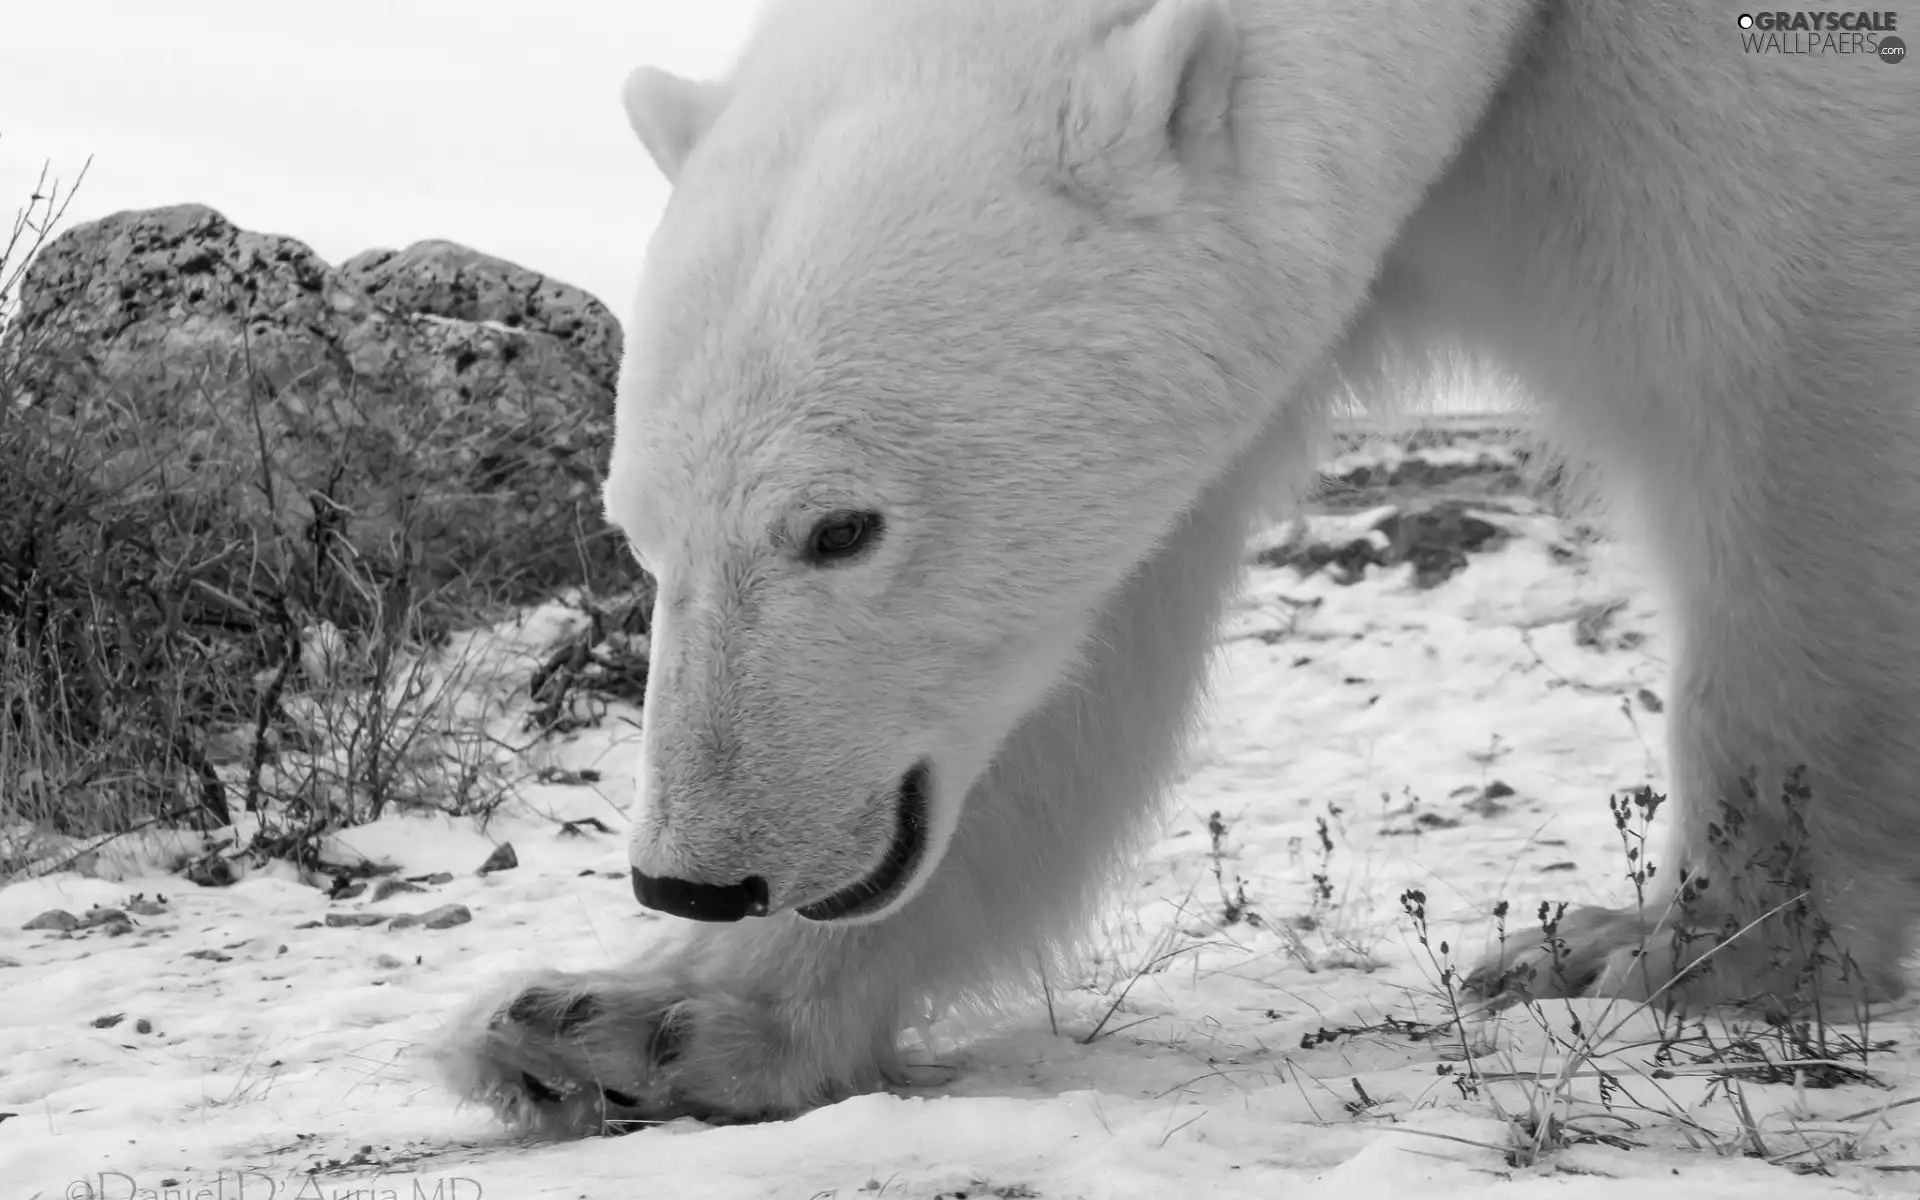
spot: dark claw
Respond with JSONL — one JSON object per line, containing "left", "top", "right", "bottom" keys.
{"left": 505, "top": 988, "right": 599, "bottom": 1036}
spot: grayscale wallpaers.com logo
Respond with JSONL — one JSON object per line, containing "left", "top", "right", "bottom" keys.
{"left": 1735, "top": 11, "right": 1906, "bottom": 60}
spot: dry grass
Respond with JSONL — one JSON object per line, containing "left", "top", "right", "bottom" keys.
{"left": 1357, "top": 777, "right": 1901, "bottom": 1177}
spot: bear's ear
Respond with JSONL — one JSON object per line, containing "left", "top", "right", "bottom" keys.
{"left": 1060, "top": 0, "right": 1240, "bottom": 203}
{"left": 622, "top": 66, "right": 729, "bottom": 184}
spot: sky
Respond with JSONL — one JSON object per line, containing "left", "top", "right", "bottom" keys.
{"left": 0, "top": 0, "right": 765, "bottom": 319}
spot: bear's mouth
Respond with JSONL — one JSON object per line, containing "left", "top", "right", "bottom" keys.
{"left": 796, "top": 760, "right": 930, "bottom": 922}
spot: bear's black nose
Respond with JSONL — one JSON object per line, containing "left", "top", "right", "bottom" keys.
{"left": 631, "top": 868, "right": 771, "bottom": 921}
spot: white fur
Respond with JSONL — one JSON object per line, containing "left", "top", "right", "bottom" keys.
{"left": 441, "top": 0, "right": 1920, "bottom": 1133}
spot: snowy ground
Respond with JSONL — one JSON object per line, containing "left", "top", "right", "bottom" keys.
{"left": 5, "top": 425, "right": 1919, "bottom": 1199}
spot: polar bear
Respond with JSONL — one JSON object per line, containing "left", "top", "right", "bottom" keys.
{"left": 443, "top": 0, "right": 1920, "bottom": 1134}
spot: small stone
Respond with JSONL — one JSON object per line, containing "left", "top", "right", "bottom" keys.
{"left": 187, "top": 949, "right": 232, "bottom": 963}
{"left": 423, "top": 903, "right": 473, "bottom": 929}
{"left": 186, "top": 854, "right": 236, "bottom": 888}
{"left": 389, "top": 903, "right": 472, "bottom": 931}
{"left": 407, "top": 871, "right": 454, "bottom": 886}
{"left": 371, "top": 878, "right": 425, "bottom": 902}
{"left": 374, "top": 954, "right": 405, "bottom": 969}
{"left": 1465, "top": 783, "right": 1515, "bottom": 818}
{"left": 81, "top": 907, "right": 128, "bottom": 928}
{"left": 332, "top": 882, "right": 367, "bottom": 901}
{"left": 24, "top": 909, "right": 78, "bottom": 932}
{"left": 135, "top": 1018, "right": 153, "bottom": 1034}
{"left": 91, "top": 1013, "right": 125, "bottom": 1029}
{"left": 324, "top": 913, "right": 389, "bottom": 928}
{"left": 476, "top": 844, "right": 518, "bottom": 875}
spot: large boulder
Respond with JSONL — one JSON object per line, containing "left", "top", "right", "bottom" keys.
{"left": 3, "top": 204, "right": 632, "bottom": 606}
{"left": 339, "top": 241, "right": 623, "bottom": 396}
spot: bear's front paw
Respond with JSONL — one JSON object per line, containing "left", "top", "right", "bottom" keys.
{"left": 438, "top": 967, "right": 815, "bottom": 1136}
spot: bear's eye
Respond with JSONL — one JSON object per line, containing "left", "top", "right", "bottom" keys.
{"left": 806, "top": 511, "right": 882, "bottom": 563}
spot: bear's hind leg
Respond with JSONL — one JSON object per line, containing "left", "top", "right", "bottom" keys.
{"left": 1469, "top": 337, "right": 1920, "bottom": 1015}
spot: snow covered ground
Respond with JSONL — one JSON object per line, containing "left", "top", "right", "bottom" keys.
{"left": 5, "top": 425, "right": 1918, "bottom": 1199}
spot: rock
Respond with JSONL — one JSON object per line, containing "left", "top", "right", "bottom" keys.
{"left": 135, "top": 1018, "right": 153, "bottom": 1034}
{"left": 1254, "top": 500, "right": 1511, "bottom": 589}
{"left": 538, "top": 767, "right": 604, "bottom": 786}
{"left": 338, "top": 242, "right": 623, "bottom": 396}
{"left": 406, "top": 871, "right": 455, "bottom": 886}
{"left": 91, "top": 1013, "right": 125, "bottom": 1029}
{"left": 80, "top": 907, "right": 128, "bottom": 928}
{"left": 1573, "top": 600, "right": 1627, "bottom": 648}
{"left": 3, "top": 205, "right": 634, "bottom": 608}
{"left": 425, "top": 903, "right": 471, "bottom": 928}
{"left": 1371, "top": 503, "right": 1510, "bottom": 588}
{"left": 389, "top": 903, "right": 472, "bottom": 931}
{"left": 1464, "top": 784, "right": 1514, "bottom": 818}
{"left": 23, "top": 909, "right": 79, "bottom": 932}
{"left": 476, "top": 843, "right": 518, "bottom": 875}
{"left": 0, "top": 956, "right": 21, "bottom": 968}
{"left": 185, "top": 853, "right": 236, "bottom": 888}
{"left": 324, "top": 912, "right": 389, "bottom": 928}
{"left": 373, "top": 953, "right": 406, "bottom": 969}
{"left": 370, "top": 878, "right": 425, "bottom": 902}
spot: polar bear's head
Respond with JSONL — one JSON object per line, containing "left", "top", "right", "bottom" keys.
{"left": 606, "top": 0, "right": 1262, "bottom": 925}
